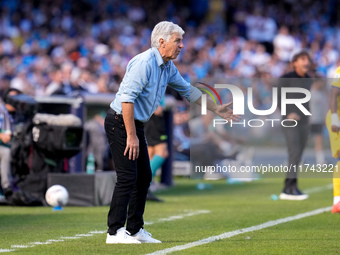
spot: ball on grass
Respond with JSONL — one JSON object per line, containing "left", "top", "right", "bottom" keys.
{"left": 45, "top": 185, "right": 69, "bottom": 207}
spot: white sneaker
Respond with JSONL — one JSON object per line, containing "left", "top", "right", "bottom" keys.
{"left": 279, "top": 193, "right": 309, "bottom": 200}
{"left": 203, "top": 172, "right": 226, "bottom": 180}
{"left": 106, "top": 227, "right": 141, "bottom": 244}
{"left": 131, "top": 228, "right": 161, "bottom": 243}
{"left": 279, "top": 190, "right": 309, "bottom": 201}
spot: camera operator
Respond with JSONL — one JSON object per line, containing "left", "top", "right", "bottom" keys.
{"left": 0, "top": 88, "right": 21, "bottom": 199}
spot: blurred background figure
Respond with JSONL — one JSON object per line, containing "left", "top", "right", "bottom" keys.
{"left": 173, "top": 105, "right": 191, "bottom": 161}
{"left": 0, "top": 88, "right": 21, "bottom": 200}
{"left": 145, "top": 99, "right": 168, "bottom": 202}
{"left": 278, "top": 51, "right": 312, "bottom": 201}
{"left": 310, "top": 78, "right": 329, "bottom": 165}
{"left": 273, "top": 26, "right": 297, "bottom": 63}
{"left": 85, "top": 112, "right": 112, "bottom": 171}
{"left": 326, "top": 66, "right": 340, "bottom": 213}
{"left": 190, "top": 111, "right": 235, "bottom": 180}
{"left": 45, "top": 65, "right": 63, "bottom": 95}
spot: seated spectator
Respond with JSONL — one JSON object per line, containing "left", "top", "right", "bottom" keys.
{"left": 0, "top": 88, "right": 20, "bottom": 199}
{"left": 273, "top": 26, "right": 297, "bottom": 62}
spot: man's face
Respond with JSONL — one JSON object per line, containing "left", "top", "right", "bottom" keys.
{"left": 293, "top": 55, "right": 310, "bottom": 75}
{"left": 160, "top": 33, "right": 184, "bottom": 61}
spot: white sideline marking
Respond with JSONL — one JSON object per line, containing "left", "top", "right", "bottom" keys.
{"left": 61, "top": 236, "right": 80, "bottom": 240}
{"left": 144, "top": 210, "right": 210, "bottom": 225}
{"left": 10, "top": 245, "right": 33, "bottom": 248}
{"left": 46, "top": 239, "right": 64, "bottom": 242}
{"left": 0, "top": 210, "right": 210, "bottom": 253}
{"left": 303, "top": 184, "right": 333, "bottom": 194}
{"left": 75, "top": 234, "right": 93, "bottom": 237}
{"left": 89, "top": 230, "right": 106, "bottom": 234}
{"left": 29, "top": 241, "right": 52, "bottom": 245}
{"left": 145, "top": 206, "right": 332, "bottom": 255}
{"left": 0, "top": 250, "right": 15, "bottom": 253}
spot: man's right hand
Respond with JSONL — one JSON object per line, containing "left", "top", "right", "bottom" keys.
{"left": 124, "top": 134, "right": 139, "bottom": 160}
{"left": 121, "top": 102, "right": 139, "bottom": 160}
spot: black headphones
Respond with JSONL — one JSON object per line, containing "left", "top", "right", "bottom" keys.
{"left": 2, "top": 88, "right": 22, "bottom": 104}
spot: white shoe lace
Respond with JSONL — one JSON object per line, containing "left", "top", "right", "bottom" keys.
{"left": 123, "top": 230, "right": 133, "bottom": 239}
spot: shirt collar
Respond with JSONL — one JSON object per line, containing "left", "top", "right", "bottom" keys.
{"left": 151, "top": 47, "right": 171, "bottom": 68}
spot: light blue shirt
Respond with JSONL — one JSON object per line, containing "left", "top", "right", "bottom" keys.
{"left": 110, "top": 47, "right": 202, "bottom": 122}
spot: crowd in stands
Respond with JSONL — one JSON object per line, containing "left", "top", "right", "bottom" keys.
{"left": 1, "top": 0, "right": 340, "bottom": 97}
{"left": 0, "top": 0, "right": 337, "bottom": 152}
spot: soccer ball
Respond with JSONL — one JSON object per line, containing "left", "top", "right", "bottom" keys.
{"left": 45, "top": 185, "right": 69, "bottom": 207}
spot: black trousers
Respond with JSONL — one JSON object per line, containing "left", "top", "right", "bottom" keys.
{"left": 104, "top": 109, "right": 152, "bottom": 235}
{"left": 282, "top": 121, "right": 309, "bottom": 191}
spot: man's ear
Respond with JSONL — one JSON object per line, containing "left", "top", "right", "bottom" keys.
{"left": 159, "top": 38, "right": 165, "bottom": 48}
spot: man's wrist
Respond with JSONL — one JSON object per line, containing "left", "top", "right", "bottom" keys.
{"left": 209, "top": 104, "right": 218, "bottom": 113}
{"left": 331, "top": 113, "right": 340, "bottom": 127}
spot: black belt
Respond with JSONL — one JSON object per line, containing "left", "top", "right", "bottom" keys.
{"left": 108, "top": 108, "right": 144, "bottom": 128}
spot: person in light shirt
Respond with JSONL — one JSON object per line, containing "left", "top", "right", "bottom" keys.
{"left": 104, "top": 21, "right": 240, "bottom": 244}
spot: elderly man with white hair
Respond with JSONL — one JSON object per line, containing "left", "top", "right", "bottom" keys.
{"left": 105, "top": 21, "right": 239, "bottom": 244}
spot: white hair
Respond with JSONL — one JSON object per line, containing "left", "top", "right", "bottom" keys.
{"left": 151, "top": 21, "right": 185, "bottom": 48}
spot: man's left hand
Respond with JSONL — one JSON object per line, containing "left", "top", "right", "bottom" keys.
{"left": 214, "top": 102, "right": 241, "bottom": 122}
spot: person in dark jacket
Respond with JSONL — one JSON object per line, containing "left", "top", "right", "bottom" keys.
{"left": 278, "top": 50, "right": 312, "bottom": 200}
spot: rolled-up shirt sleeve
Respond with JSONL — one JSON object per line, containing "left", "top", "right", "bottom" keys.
{"left": 119, "top": 59, "right": 151, "bottom": 103}
{"left": 168, "top": 64, "right": 202, "bottom": 102}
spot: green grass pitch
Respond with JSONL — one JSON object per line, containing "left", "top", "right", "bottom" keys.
{"left": 1, "top": 177, "right": 339, "bottom": 254}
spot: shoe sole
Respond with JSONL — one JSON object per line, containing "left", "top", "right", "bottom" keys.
{"left": 279, "top": 193, "right": 309, "bottom": 201}
{"left": 137, "top": 240, "right": 162, "bottom": 243}
{"left": 106, "top": 235, "right": 141, "bottom": 244}
{"left": 130, "top": 236, "right": 162, "bottom": 243}
{"left": 106, "top": 240, "right": 141, "bottom": 244}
